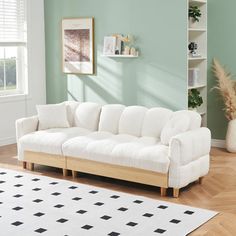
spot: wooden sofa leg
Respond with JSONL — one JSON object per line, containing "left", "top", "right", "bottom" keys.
{"left": 62, "top": 169, "right": 68, "bottom": 177}
{"left": 173, "top": 188, "right": 179, "bottom": 198}
{"left": 72, "top": 170, "right": 77, "bottom": 178}
{"left": 22, "top": 161, "right": 27, "bottom": 169}
{"left": 199, "top": 177, "right": 203, "bottom": 184}
{"left": 28, "top": 163, "right": 34, "bottom": 171}
{"left": 160, "top": 187, "right": 167, "bottom": 197}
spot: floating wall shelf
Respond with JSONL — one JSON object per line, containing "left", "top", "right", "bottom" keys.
{"left": 101, "top": 54, "right": 139, "bottom": 58}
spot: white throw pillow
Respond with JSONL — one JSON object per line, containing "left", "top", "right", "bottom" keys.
{"left": 37, "top": 103, "right": 70, "bottom": 130}
{"left": 160, "top": 114, "right": 190, "bottom": 145}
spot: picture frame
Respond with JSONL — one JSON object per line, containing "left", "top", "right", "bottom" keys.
{"left": 103, "top": 36, "right": 116, "bottom": 55}
{"left": 62, "top": 17, "right": 94, "bottom": 74}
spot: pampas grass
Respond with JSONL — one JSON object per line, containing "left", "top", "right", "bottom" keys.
{"left": 212, "top": 58, "right": 236, "bottom": 120}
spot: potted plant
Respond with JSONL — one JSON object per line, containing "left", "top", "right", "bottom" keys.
{"left": 212, "top": 59, "right": 236, "bottom": 152}
{"left": 189, "top": 5, "right": 201, "bottom": 28}
{"left": 188, "top": 89, "right": 203, "bottom": 111}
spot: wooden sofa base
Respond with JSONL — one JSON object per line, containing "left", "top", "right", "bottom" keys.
{"left": 66, "top": 156, "right": 169, "bottom": 196}
{"left": 22, "top": 151, "right": 204, "bottom": 198}
{"left": 24, "top": 151, "right": 67, "bottom": 176}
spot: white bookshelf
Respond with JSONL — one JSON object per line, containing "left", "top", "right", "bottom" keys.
{"left": 188, "top": 0, "right": 207, "bottom": 126}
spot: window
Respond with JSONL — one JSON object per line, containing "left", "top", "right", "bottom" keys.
{"left": 0, "top": 0, "right": 27, "bottom": 96}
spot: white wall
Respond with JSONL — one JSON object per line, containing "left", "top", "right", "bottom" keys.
{"left": 0, "top": 0, "right": 46, "bottom": 146}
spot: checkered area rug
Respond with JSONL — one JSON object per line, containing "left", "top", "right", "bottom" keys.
{"left": 0, "top": 168, "right": 217, "bottom": 236}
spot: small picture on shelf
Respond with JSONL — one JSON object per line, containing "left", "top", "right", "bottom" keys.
{"left": 103, "top": 36, "right": 116, "bottom": 55}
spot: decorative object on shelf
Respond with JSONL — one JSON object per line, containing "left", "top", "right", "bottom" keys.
{"left": 103, "top": 34, "right": 139, "bottom": 57}
{"left": 103, "top": 36, "right": 116, "bottom": 55}
{"left": 188, "top": 68, "right": 200, "bottom": 87}
{"left": 188, "top": 42, "right": 201, "bottom": 57}
{"left": 189, "top": 5, "right": 201, "bottom": 28}
{"left": 62, "top": 18, "right": 94, "bottom": 74}
{"left": 188, "top": 89, "right": 203, "bottom": 110}
{"left": 212, "top": 58, "right": 236, "bottom": 152}
{"left": 124, "top": 46, "right": 130, "bottom": 55}
{"left": 130, "top": 47, "right": 136, "bottom": 56}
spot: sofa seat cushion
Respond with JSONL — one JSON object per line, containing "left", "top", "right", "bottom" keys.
{"left": 63, "top": 133, "right": 170, "bottom": 173}
{"left": 19, "top": 127, "right": 91, "bottom": 156}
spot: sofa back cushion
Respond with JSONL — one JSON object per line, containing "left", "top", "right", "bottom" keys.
{"left": 141, "top": 108, "right": 173, "bottom": 138}
{"left": 98, "top": 104, "right": 125, "bottom": 134}
{"left": 119, "top": 106, "right": 147, "bottom": 136}
{"left": 74, "top": 102, "right": 101, "bottom": 131}
{"left": 160, "top": 110, "right": 201, "bottom": 145}
{"left": 63, "top": 101, "right": 80, "bottom": 127}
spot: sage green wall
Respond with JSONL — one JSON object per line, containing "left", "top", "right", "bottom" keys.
{"left": 207, "top": 0, "right": 236, "bottom": 140}
{"left": 44, "top": 0, "right": 187, "bottom": 110}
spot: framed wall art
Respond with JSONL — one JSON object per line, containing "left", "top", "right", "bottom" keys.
{"left": 62, "top": 18, "right": 94, "bottom": 74}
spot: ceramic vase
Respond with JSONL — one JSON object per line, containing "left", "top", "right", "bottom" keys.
{"left": 226, "top": 119, "right": 236, "bottom": 152}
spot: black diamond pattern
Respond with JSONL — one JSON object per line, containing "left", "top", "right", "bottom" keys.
{"left": 13, "top": 194, "right": 23, "bottom": 198}
{"left": 76, "top": 210, "right": 87, "bottom": 214}
{"left": 72, "top": 197, "right": 82, "bottom": 201}
{"left": 12, "top": 206, "right": 23, "bottom": 211}
{"left": 32, "top": 188, "right": 41, "bottom": 191}
{"left": 101, "top": 215, "right": 111, "bottom": 220}
{"left": 51, "top": 192, "right": 61, "bottom": 196}
{"left": 0, "top": 172, "right": 6, "bottom": 175}
{"left": 110, "top": 195, "right": 120, "bottom": 199}
{"left": 15, "top": 175, "right": 23, "bottom": 178}
{"left": 118, "top": 207, "right": 128, "bottom": 212}
{"left": 170, "top": 219, "right": 181, "bottom": 224}
{"left": 34, "top": 212, "right": 45, "bottom": 217}
{"left": 0, "top": 190, "right": 4, "bottom": 193}
{"left": 143, "top": 213, "right": 153, "bottom": 217}
{"left": 33, "top": 199, "right": 43, "bottom": 203}
{"left": 126, "top": 221, "right": 138, "bottom": 227}
{"left": 158, "top": 205, "right": 168, "bottom": 209}
{"left": 54, "top": 204, "right": 64, "bottom": 208}
{"left": 89, "top": 190, "right": 98, "bottom": 194}
{"left": 49, "top": 182, "right": 58, "bottom": 185}
{"left": 154, "top": 228, "right": 166, "bottom": 234}
{"left": 81, "top": 224, "right": 93, "bottom": 230}
{"left": 133, "top": 200, "right": 143, "bottom": 204}
{"left": 14, "top": 184, "right": 23, "bottom": 187}
{"left": 57, "top": 218, "right": 68, "bottom": 223}
{"left": 12, "top": 221, "right": 23, "bottom": 226}
{"left": 94, "top": 202, "right": 104, "bottom": 206}
{"left": 0, "top": 202, "right": 2, "bottom": 204}
{"left": 108, "top": 232, "right": 120, "bottom": 236}
{"left": 32, "top": 178, "right": 40, "bottom": 182}
{"left": 184, "top": 210, "right": 194, "bottom": 215}
{"left": 0, "top": 181, "right": 5, "bottom": 184}
{"left": 68, "top": 186, "right": 77, "bottom": 189}
{"left": 35, "top": 228, "right": 47, "bottom": 233}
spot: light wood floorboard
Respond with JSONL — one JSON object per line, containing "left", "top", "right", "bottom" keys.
{"left": 0, "top": 144, "right": 236, "bottom": 235}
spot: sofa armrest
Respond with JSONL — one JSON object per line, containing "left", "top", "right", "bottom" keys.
{"left": 169, "top": 127, "right": 211, "bottom": 166}
{"left": 15, "top": 116, "right": 39, "bottom": 142}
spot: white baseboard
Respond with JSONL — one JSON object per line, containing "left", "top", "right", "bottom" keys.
{"left": 211, "top": 139, "right": 226, "bottom": 148}
{"left": 0, "top": 137, "right": 16, "bottom": 147}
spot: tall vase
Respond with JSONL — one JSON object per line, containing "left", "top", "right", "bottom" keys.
{"left": 226, "top": 119, "right": 236, "bottom": 152}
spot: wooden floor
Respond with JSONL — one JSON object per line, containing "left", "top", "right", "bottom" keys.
{"left": 1, "top": 145, "right": 236, "bottom": 235}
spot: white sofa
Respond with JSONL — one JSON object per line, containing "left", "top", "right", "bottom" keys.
{"left": 16, "top": 101, "right": 211, "bottom": 197}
